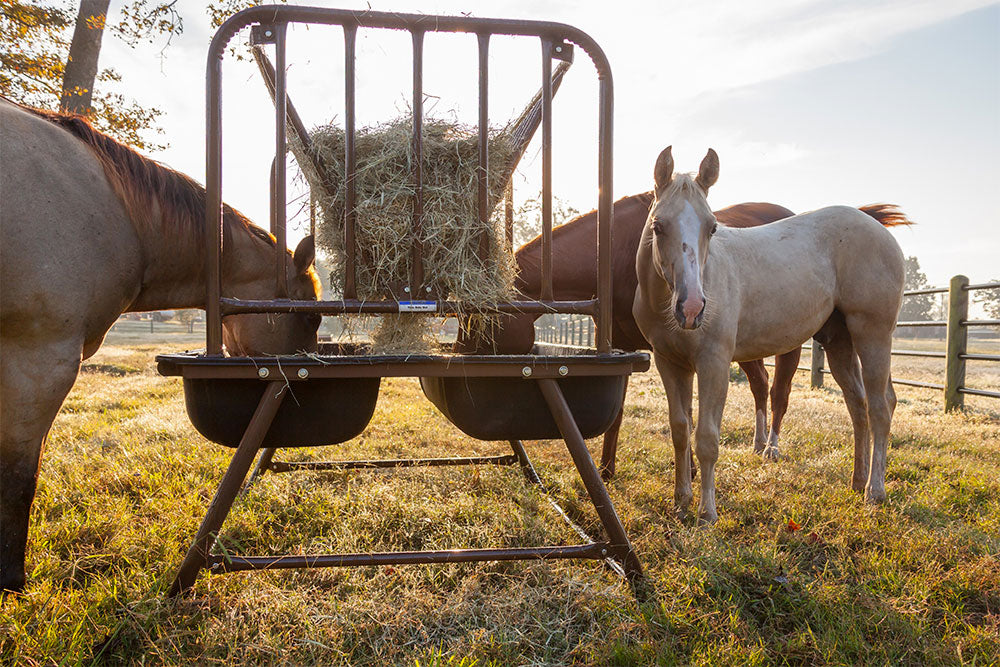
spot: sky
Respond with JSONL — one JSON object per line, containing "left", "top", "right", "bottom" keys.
{"left": 99, "top": 0, "right": 1000, "bottom": 288}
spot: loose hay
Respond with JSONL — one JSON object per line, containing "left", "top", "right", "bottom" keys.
{"left": 307, "top": 117, "right": 520, "bottom": 353}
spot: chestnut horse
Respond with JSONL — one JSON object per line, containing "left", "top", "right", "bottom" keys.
{"left": 457, "top": 194, "right": 799, "bottom": 478}
{"left": 634, "top": 147, "right": 908, "bottom": 522}
{"left": 0, "top": 98, "right": 321, "bottom": 593}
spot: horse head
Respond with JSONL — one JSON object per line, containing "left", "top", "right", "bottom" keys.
{"left": 222, "top": 235, "right": 322, "bottom": 356}
{"left": 646, "top": 146, "right": 719, "bottom": 330}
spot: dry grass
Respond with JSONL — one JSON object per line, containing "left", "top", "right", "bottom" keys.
{"left": 1, "top": 343, "right": 997, "bottom": 665}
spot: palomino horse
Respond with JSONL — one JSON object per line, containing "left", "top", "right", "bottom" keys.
{"left": 456, "top": 195, "right": 801, "bottom": 477}
{"left": 633, "top": 146, "right": 908, "bottom": 522}
{"left": 0, "top": 98, "right": 321, "bottom": 593}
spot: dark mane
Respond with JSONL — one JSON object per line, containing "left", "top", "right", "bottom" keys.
{"left": 17, "top": 100, "right": 275, "bottom": 249}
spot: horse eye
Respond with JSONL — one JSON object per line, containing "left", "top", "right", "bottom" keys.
{"left": 711, "top": 222, "right": 718, "bottom": 235}
{"left": 652, "top": 220, "right": 663, "bottom": 235}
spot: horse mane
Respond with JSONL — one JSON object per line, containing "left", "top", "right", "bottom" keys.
{"left": 858, "top": 203, "right": 914, "bottom": 227}
{"left": 16, "top": 100, "right": 276, "bottom": 251}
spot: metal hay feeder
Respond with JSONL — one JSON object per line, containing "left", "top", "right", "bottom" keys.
{"left": 158, "top": 5, "right": 650, "bottom": 600}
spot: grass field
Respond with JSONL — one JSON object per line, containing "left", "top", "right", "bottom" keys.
{"left": 2, "top": 341, "right": 998, "bottom": 665}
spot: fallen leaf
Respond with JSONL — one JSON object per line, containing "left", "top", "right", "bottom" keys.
{"left": 786, "top": 519, "right": 801, "bottom": 532}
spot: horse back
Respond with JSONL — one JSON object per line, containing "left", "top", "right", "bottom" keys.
{"left": 0, "top": 100, "right": 142, "bottom": 344}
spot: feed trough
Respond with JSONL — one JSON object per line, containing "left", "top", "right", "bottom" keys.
{"left": 160, "top": 5, "right": 650, "bottom": 601}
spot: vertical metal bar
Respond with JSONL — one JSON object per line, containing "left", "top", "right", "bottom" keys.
{"left": 540, "top": 38, "right": 554, "bottom": 302}
{"left": 477, "top": 33, "right": 490, "bottom": 262}
{"left": 206, "top": 42, "right": 223, "bottom": 355}
{"left": 811, "top": 342, "right": 825, "bottom": 388}
{"left": 273, "top": 22, "right": 289, "bottom": 298}
{"left": 945, "top": 274, "right": 969, "bottom": 411}
{"left": 344, "top": 24, "right": 358, "bottom": 300}
{"left": 411, "top": 29, "right": 425, "bottom": 294}
{"left": 169, "top": 382, "right": 287, "bottom": 596}
{"left": 596, "top": 76, "right": 614, "bottom": 353}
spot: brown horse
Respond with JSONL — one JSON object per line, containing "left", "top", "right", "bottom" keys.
{"left": 634, "top": 147, "right": 907, "bottom": 522}
{"left": 0, "top": 98, "right": 321, "bottom": 593}
{"left": 457, "top": 193, "right": 799, "bottom": 477}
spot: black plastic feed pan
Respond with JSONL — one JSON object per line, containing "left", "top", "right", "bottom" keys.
{"left": 157, "top": 344, "right": 648, "bottom": 448}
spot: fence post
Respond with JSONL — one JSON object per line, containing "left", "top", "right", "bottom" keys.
{"left": 944, "top": 274, "right": 969, "bottom": 412}
{"left": 810, "top": 343, "right": 824, "bottom": 389}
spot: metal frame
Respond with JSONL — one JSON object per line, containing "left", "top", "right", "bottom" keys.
{"left": 166, "top": 6, "right": 649, "bottom": 599}
{"left": 204, "top": 5, "right": 617, "bottom": 354}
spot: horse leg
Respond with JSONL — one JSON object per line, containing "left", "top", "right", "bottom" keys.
{"left": 816, "top": 321, "right": 871, "bottom": 494}
{"left": 599, "top": 376, "right": 629, "bottom": 481}
{"left": 738, "top": 360, "right": 769, "bottom": 454}
{"left": 765, "top": 347, "right": 802, "bottom": 460}
{"left": 1, "top": 339, "right": 81, "bottom": 593}
{"left": 693, "top": 357, "right": 730, "bottom": 524}
{"left": 654, "top": 353, "right": 694, "bottom": 518}
{"left": 848, "top": 325, "right": 894, "bottom": 504}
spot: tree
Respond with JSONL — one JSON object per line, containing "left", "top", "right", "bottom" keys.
{"left": 974, "top": 281, "right": 1000, "bottom": 319}
{"left": 59, "top": 0, "right": 110, "bottom": 114}
{"left": 178, "top": 309, "right": 200, "bottom": 332}
{"left": 899, "top": 256, "right": 935, "bottom": 322}
{"left": 1, "top": 0, "right": 180, "bottom": 149}
{"left": 510, "top": 194, "right": 582, "bottom": 248}
{"left": 2, "top": 0, "right": 260, "bottom": 151}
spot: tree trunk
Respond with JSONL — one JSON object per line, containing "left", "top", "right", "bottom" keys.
{"left": 60, "top": 0, "right": 111, "bottom": 115}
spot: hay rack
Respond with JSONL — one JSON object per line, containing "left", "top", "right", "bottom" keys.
{"left": 156, "top": 5, "right": 651, "bottom": 600}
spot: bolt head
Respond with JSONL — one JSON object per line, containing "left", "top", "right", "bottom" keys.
{"left": 257, "top": 367, "right": 270, "bottom": 378}
{"left": 521, "top": 366, "right": 532, "bottom": 377}
{"left": 297, "top": 368, "right": 309, "bottom": 379}
{"left": 264, "top": 30, "right": 273, "bottom": 37}
{"left": 558, "top": 365, "right": 569, "bottom": 376}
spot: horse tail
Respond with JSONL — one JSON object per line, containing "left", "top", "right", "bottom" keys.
{"left": 859, "top": 203, "right": 914, "bottom": 227}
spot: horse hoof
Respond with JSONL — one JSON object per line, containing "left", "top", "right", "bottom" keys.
{"left": 864, "top": 487, "right": 887, "bottom": 504}
{"left": 761, "top": 447, "right": 780, "bottom": 461}
{"left": 697, "top": 510, "right": 718, "bottom": 525}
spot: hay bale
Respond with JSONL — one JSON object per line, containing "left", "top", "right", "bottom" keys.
{"left": 310, "top": 117, "right": 517, "bottom": 302}
{"left": 306, "top": 116, "right": 520, "bottom": 353}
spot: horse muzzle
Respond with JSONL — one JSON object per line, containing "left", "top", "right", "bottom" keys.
{"left": 674, "top": 293, "right": 706, "bottom": 330}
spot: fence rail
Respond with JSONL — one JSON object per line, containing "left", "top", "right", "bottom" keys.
{"left": 806, "top": 276, "right": 999, "bottom": 411}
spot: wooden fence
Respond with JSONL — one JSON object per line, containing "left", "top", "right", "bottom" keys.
{"left": 537, "top": 314, "right": 595, "bottom": 348}
{"left": 806, "top": 276, "right": 999, "bottom": 411}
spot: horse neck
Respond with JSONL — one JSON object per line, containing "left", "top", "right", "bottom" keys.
{"left": 128, "top": 206, "right": 275, "bottom": 313}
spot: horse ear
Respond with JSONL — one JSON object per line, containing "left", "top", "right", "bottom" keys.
{"left": 654, "top": 146, "right": 674, "bottom": 194}
{"left": 696, "top": 148, "right": 719, "bottom": 192}
{"left": 293, "top": 235, "right": 316, "bottom": 274}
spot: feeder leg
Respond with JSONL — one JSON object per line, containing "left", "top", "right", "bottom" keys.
{"left": 243, "top": 447, "right": 277, "bottom": 493}
{"left": 509, "top": 440, "right": 541, "bottom": 486}
{"left": 169, "top": 382, "right": 287, "bottom": 596}
{"left": 537, "top": 379, "right": 648, "bottom": 599}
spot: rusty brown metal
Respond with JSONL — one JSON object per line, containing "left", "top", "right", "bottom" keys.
{"left": 270, "top": 454, "right": 519, "bottom": 472}
{"left": 411, "top": 29, "right": 425, "bottom": 295}
{"left": 273, "top": 22, "right": 289, "bottom": 298}
{"left": 540, "top": 38, "right": 554, "bottom": 302}
{"left": 169, "top": 381, "right": 287, "bottom": 595}
{"left": 210, "top": 543, "right": 607, "bottom": 573}
{"left": 477, "top": 32, "right": 490, "bottom": 262}
{"left": 157, "top": 349, "right": 650, "bottom": 381}
{"left": 344, "top": 24, "right": 358, "bottom": 299}
{"left": 186, "top": 5, "right": 639, "bottom": 597}
{"left": 218, "top": 296, "right": 599, "bottom": 316}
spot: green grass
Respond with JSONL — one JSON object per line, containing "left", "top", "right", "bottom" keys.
{"left": 1, "top": 344, "right": 997, "bottom": 665}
